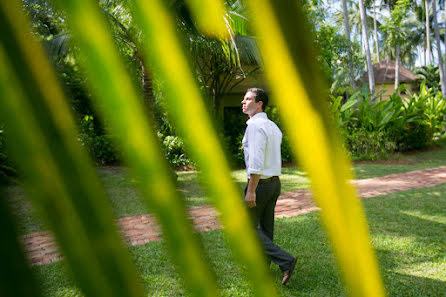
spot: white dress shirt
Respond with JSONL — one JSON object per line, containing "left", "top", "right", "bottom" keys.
{"left": 242, "top": 112, "right": 282, "bottom": 179}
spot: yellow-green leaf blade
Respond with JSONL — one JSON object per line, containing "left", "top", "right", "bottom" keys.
{"left": 50, "top": 0, "right": 220, "bottom": 296}
{"left": 0, "top": 4, "right": 144, "bottom": 296}
{"left": 129, "top": 0, "right": 279, "bottom": 296}
{"left": 244, "top": 1, "right": 386, "bottom": 296}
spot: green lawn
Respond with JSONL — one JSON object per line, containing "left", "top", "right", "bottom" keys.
{"left": 5, "top": 142, "right": 446, "bottom": 295}
{"left": 32, "top": 183, "right": 446, "bottom": 296}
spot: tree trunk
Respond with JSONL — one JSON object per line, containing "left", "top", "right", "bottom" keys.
{"left": 135, "top": 52, "right": 156, "bottom": 123}
{"left": 359, "top": 0, "right": 375, "bottom": 94}
{"left": 444, "top": 8, "right": 446, "bottom": 76}
{"left": 395, "top": 45, "right": 400, "bottom": 93}
{"left": 342, "top": 0, "right": 355, "bottom": 87}
{"left": 373, "top": 0, "right": 380, "bottom": 62}
{"left": 141, "top": 64, "right": 154, "bottom": 112}
{"left": 432, "top": 0, "right": 446, "bottom": 96}
{"left": 425, "top": 0, "right": 431, "bottom": 65}
{"left": 137, "top": 53, "right": 178, "bottom": 180}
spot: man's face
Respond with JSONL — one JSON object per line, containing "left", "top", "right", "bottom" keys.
{"left": 241, "top": 91, "right": 262, "bottom": 117}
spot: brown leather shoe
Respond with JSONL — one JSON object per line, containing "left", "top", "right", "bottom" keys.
{"left": 282, "top": 258, "right": 297, "bottom": 285}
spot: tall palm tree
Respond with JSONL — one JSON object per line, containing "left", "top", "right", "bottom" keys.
{"left": 432, "top": 0, "right": 446, "bottom": 95}
{"left": 364, "top": 0, "right": 387, "bottom": 62}
{"left": 442, "top": 0, "right": 446, "bottom": 76}
{"left": 381, "top": 0, "right": 409, "bottom": 90}
{"left": 425, "top": 0, "right": 432, "bottom": 64}
{"left": 407, "top": 0, "right": 436, "bottom": 65}
{"left": 380, "top": 1, "right": 428, "bottom": 68}
{"left": 402, "top": 9, "right": 425, "bottom": 66}
{"left": 342, "top": 0, "right": 355, "bottom": 86}
{"left": 335, "top": 0, "right": 383, "bottom": 65}
{"left": 443, "top": 1, "right": 446, "bottom": 76}
{"left": 395, "top": 44, "right": 401, "bottom": 90}
{"left": 102, "top": 5, "right": 155, "bottom": 117}
{"left": 359, "top": 0, "right": 376, "bottom": 93}
{"left": 340, "top": 1, "right": 376, "bottom": 48}
{"left": 372, "top": 0, "right": 381, "bottom": 61}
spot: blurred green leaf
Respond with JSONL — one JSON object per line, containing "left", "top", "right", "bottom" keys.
{"left": 244, "top": 0, "right": 385, "bottom": 296}
{"left": 0, "top": 2, "right": 144, "bottom": 297}
{"left": 128, "top": 0, "right": 278, "bottom": 296}
{"left": 48, "top": 0, "right": 223, "bottom": 296}
{"left": 0, "top": 188, "right": 42, "bottom": 297}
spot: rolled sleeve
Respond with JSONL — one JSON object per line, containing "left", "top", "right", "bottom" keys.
{"left": 246, "top": 125, "right": 267, "bottom": 176}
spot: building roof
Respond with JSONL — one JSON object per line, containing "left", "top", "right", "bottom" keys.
{"left": 363, "top": 59, "right": 418, "bottom": 83}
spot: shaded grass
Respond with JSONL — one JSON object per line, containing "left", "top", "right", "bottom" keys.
{"left": 6, "top": 143, "right": 446, "bottom": 235}
{"left": 32, "top": 183, "right": 446, "bottom": 296}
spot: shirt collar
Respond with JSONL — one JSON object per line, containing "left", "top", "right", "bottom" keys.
{"left": 246, "top": 112, "right": 268, "bottom": 125}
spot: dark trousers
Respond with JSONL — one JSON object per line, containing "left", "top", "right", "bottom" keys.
{"left": 245, "top": 178, "right": 295, "bottom": 272}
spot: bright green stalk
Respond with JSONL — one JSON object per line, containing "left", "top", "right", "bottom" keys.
{"left": 50, "top": 0, "right": 220, "bottom": 296}
{"left": 0, "top": 2, "right": 144, "bottom": 297}
{"left": 244, "top": 0, "right": 386, "bottom": 296}
{"left": 128, "top": 0, "right": 279, "bottom": 296}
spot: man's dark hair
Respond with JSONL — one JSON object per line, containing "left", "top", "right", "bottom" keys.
{"left": 247, "top": 88, "right": 268, "bottom": 111}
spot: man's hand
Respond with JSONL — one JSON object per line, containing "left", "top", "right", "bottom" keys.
{"left": 245, "top": 174, "right": 260, "bottom": 208}
{"left": 245, "top": 191, "right": 256, "bottom": 208}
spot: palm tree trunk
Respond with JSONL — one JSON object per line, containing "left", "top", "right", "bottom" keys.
{"left": 395, "top": 45, "right": 400, "bottom": 92}
{"left": 373, "top": 0, "right": 380, "bottom": 62}
{"left": 432, "top": 0, "right": 446, "bottom": 96}
{"left": 425, "top": 0, "right": 431, "bottom": 65}
{"left": 342, "top": 0, "right": 355, "bottom": 87}
{"left": 142, "top": 65, "right": 154, "bottom": 106}
{"left": 136, "top": 52, "right": 178, "bottom": 180}
{"left": 135, "top": 52, "right": 155, "bottom": 122}
{"left": 359, "top": 0, "right": 375, "bottom": 94}
{"left": 444, "top": 9, "right": 446, "bottom": 77}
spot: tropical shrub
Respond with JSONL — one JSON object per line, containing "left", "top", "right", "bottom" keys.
{"left": 396, "top": 121, "right": 430, "bottom": 151}
{"left": 343, "top": 128, "right": 396, "bottom": 160}
{"left": 330, "top": 83, "right": 446, "bottom": 159}
{"left": 414, "top": 65, "right": 441, "bottom": 93}
{"left": 78, "top": 115, "right": 120, "bottom": 165}
{"left": 417, "top": 84, "right": 446, "bottom": 141}
{"left": 160, "top": 134, "right": 193, "bottom": 168}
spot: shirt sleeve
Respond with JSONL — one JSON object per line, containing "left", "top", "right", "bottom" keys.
{"left": 246, "top": 124, "right": 267, "bottom": 176}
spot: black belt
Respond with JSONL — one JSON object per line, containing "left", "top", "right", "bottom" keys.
{"left": 249, "top": 176, "right": 279, "bottom": 184}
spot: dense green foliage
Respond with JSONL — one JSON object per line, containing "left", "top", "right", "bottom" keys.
{"left": 305, "top": 0, "right": 364, "bottom": 95}
{"left": 0, "top": 0, "right": 444, "bottom": 176}
{"left": 331, "top": 83, "right": 446, "bottom": 160}
{"left": 415, "top": 65, "right": 441, "bottom": 93}
{"left": 78, "top": 116, "right": 121, "bottom": 165}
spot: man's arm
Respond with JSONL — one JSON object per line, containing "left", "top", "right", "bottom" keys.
{"left": 245, "top": 174, "right": 260, "bottom": 208}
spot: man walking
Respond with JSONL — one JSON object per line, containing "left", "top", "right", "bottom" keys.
{"left": 241, "top": 88, "right": 297, "bottom": 285}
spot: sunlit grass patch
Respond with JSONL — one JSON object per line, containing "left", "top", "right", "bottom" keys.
{"left": 32, "top": 182, "right": 446, "bottom": 296}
